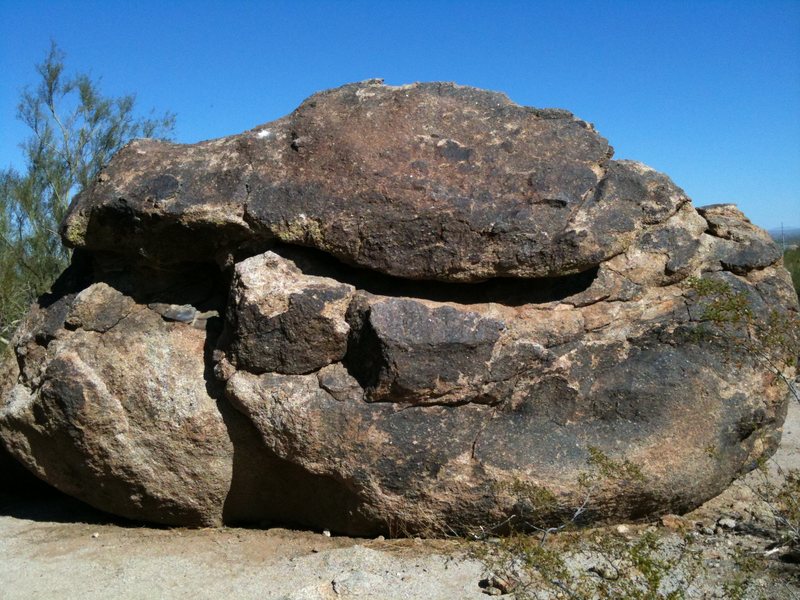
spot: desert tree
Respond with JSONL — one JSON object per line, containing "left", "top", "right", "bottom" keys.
{"left": 0, "top": 42, "right": 175, "bottom": 347}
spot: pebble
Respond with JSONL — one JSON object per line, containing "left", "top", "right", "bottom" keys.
{"left": 698, "top": 526, "right": 715, "bottom": 536}
{"left": 717, "top": 517, "right": 737, "bottom": 530}
{"left": 479, "top": 573, "right": 517, "bottom": 596}
{"left": 661, "top": 514, "right": 690, "bottom": 531}
{"left": 322, "top": 529, "right": 331, "bottom": 537}
{"left": 588, "top": 564, "right": 619, "bottom": 581}
{"left": 91, "top": 532, "right": 99, "bottom": 539}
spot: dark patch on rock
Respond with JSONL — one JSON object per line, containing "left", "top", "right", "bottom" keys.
{"left": 346, "top": 297, "right": 505, "bottom": 404}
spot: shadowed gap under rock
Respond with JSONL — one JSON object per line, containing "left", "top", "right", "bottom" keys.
{"left": 270, "top": 243, "right": 598, "bottom": 306}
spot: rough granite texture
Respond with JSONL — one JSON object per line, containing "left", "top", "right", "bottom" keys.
{"left": 1, "top": 81, "right": 797, "bottom": 535}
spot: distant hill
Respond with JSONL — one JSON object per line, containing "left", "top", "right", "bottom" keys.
{"left": 768, "top": 227, "right": 800, "bottom": 247}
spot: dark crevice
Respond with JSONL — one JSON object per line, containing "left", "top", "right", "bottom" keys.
{"left": 270, "top": 243, "right": 598, "bottom": 307}
{"left": 38, "top": 249, "right": 95, "bottom": 310}
{"left": 91, "top": 258, "right": 227, "bottom": 313}
{"left": 342, "top": 297, "right": 384, "bottom": 392}
{"left": 197, "top": 278, "right": 382, "bottom": 534}
{"left": 0, "top": 470, "right": 142, "bottom": 526}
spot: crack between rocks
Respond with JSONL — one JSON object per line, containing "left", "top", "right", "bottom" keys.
{"left": 271, "top": 243, "right": 600, "bottom": 307}
{"left": 12, "top": 346, "right": 28, "bottom": 391}
{"left": 563, "top": 157, "right": 611, "bottom": 230}
{"left": 240, "top": 182, "right": 253, "bottom": 233}
{"left": 471, "top": 406, "right": 498, "bottom": 460}
{"left": 389, "top": 396, "right": 489, "bottom": 411}
{"left": 101, "top": 305, "right": 139, "bottom": 333}
{"left": 68, "top": 304, "right": 138, "bottom": 335}
{"left": 701, "top": 261, "right": 782, "bottom": 280}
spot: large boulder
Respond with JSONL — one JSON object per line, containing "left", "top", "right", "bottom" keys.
{"left": 1, "top": 81, "right": 797, "bottom": 535}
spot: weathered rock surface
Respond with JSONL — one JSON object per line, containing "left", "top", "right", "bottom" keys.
{"left": 60, "top": 81, "right": 690, "bottom": 282}
{"left": 1, "top": 81, "right": 797, "bottom": 535}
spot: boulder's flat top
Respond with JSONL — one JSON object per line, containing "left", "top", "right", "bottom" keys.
{"left": 62, "top": 81, "right": 687, "bottom": 281}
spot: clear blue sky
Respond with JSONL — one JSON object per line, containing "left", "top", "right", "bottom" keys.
{"left": 1, "top": 0, "right": 798, "bottom": 230}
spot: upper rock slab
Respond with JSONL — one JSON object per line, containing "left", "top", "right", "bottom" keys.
{"left": 62, "top": 80, "right": 687, "bottom": 281}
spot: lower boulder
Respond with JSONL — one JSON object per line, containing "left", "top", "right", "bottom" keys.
{"left": 0, "top": 268, "right": 386, "bottom": 533}
{"left": 0, "top": 281, "right": 233, "bottom": 526}
{"left": 219, "top": 244, "right": 793, "bottom": 535}
{"left": 1, "top": 208, "right": 795, "bottom": 535}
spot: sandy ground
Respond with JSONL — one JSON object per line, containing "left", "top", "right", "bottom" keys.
{"left": 1, "top": 398, "right": 799, "bottom": 600}
{"left": 0, "top": 491, "right": 486, "bottom": 599}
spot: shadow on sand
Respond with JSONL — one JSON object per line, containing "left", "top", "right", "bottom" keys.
{"left": 0, "top": 459, "right": 139, "bottom": 527}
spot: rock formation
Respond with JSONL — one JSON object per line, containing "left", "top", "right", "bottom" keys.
{"left": 1, "top": 81, "right": 797, "bottom": 535}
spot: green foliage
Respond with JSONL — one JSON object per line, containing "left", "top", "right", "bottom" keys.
{"left": 476, "top": 527, "right": 705, "bottom": 599}
{"left": 683, "top": 276, "right": 800, "bottom": 394}
{"left": 721, "top": 546, "right": 767, "bottom": 600}
{"left": 785, "top": 247, "right": 800, "bottom": 299}
{"left": 474, "top": 425, "right": 800, "bottom": 597}
{"left": 683, "top": 276, "right": 753, "bottom": 325}
{"left": 753, "top": 464, "right": 800, "bottom": 551}
{"left": 476, "top": 456, "right": 800, "bottom": 598}
{"left": 586, "top": 446, "right": 646, "bottom": 484}
{"left": 774, "top": 469, "right": 800, "bottom": 542}
{"left": 0, "top": 42, "right": 175, "bottom": 347}
{"left": 487, "top": 448, "right": 648, "bottom": 540}
{"left": 493, "top": 479, "right": 561, "bottom": 533}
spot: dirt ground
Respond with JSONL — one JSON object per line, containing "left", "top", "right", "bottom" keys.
{"left": 1, "top": 399, "right": 799, "bottom": 599}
